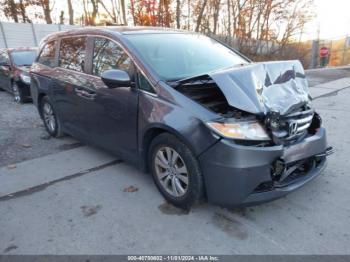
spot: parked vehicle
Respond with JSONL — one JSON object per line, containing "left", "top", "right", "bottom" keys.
{"left": 0, "top": 47, "right": 37, "bottom": 103}
{"left": 30, "top": 27, "right": 332, "bottom": 208}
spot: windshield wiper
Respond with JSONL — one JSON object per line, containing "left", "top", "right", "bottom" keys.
{"left": 19, "top": 64, "right": 32, "bottom": 66}
{"left": 168, "top": 74, "right": 215, "bottom": 89}
{"left": 168, "top": 64, "right": 250, "bottom": 86}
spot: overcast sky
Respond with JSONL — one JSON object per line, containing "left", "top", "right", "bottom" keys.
{"left": 305, "top": 0, "right": 350, "bottom": 40}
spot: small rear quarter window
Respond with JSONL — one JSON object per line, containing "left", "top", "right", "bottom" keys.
{"left": 138, "top": 73, "right": 155, "bottom": 94}
{"left": 38, "top": 41, "right": 56, "bottom": 67}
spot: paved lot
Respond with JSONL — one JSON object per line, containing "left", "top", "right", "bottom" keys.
{"left": 0, "top": 67, "right": 350, "bottom": 254}
{"left": 306, "top": 66, "right": 350, "bottom": 86}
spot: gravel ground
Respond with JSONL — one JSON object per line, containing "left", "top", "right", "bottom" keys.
{"left": 0, "top": 91, "right": 80, "bottom": 167}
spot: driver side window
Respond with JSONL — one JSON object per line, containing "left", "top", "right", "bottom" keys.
{"left": 92, "top": 38, "right": 133, "bottom": 77}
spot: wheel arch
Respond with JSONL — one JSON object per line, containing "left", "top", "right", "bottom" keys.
{"left": 141, "top": 124, "right": 198, "bottom": 172}
{"left": 37, "top": 92, "right": 48, "bottom": 117}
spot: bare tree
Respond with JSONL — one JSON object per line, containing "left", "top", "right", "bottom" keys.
{"left": 81, "top": 0, "right": 99, "bottom": 25}
{"left": 19, "top": 0, "right": 28, "bottom": 22}
{"left": 120, "top": 0, "right": 127, "bottom": 25}
{"left": 2, "top": 0, "right": 19, "bottom": 22}
{"left": 227, "top": 0, "right": 231, "bottom": 37}
{"left": 195, "top": 0, "right": 208, "bottom": 32}
{"left": 91, "top": 0, "right": 98, "bottom": 25}
{"left": 187, "top": 0, "right": 190, "bottom": 29}
{"left": 99, "top": 0, "right": 117, "bottom": 23}
{"left": 176, "top": 0, "right": 181, "bottom": 29}
{"left": 67, "top": 0, "right": 73, "bottom": 25}
{"left": 40, "top": 0, "right": 53, "bottom": 24}
{"left": 59, "top": 10, "right": 64, "bottom": 24}
{"left": 130, "top": 0, "right": 136, "bottom": 26}
{"left": 212, "top": 0, "right": 221, "bottom": 34}
{"left": 157, "top": 0, "right": 171, "bottom": 27}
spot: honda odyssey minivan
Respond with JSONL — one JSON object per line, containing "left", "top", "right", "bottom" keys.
{"left": 30, "top": 27, "right": 332, "bottom": 208}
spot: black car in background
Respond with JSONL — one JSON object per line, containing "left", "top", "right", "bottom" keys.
{"left": 0, "top": 48, "right": 37, "bottom": 103}
{"left": 30, "top": 27, "right": 332, "bottom": 209}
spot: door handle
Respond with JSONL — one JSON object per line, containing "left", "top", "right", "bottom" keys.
{"left": 75, "top": 87, "right": 97, "bottom": 99}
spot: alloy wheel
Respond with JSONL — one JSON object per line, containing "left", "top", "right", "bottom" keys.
{"left": 154, "top": 146, "right": 189, "bottom": 197}
{"left": 42, "top": 102, "right": 56, "bottom": 133}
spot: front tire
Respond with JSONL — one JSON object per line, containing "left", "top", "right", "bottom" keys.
{"left": 149, "top": 133, "right": 204, "bottom": 209}
{"left": 12, "top": 82, "right": 25, "bottom": 103}
{"left": 40, "top": 96, "right": 64, "bottom": 138}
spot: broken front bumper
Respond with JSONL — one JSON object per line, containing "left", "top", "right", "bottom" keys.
{"left": 199, "top": 127, "right": 331, "bottom": 207}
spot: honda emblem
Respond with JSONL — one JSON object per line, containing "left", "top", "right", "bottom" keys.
{"left": 289, "top": 121, "right": 298, "bottom": 136}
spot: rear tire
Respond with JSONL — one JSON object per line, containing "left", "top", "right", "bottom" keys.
{"left": 40, "top": 96, "right": 64, "bottom": 138}
{"left": 149, "top": 133, "right": 204, "bottom": 209}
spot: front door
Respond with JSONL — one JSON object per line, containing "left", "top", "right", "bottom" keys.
{"left": 81, "top": 37, "right": 139, "bottom": 160}
{"left": 0, "top": 51, "right": 12, "bottom": 91}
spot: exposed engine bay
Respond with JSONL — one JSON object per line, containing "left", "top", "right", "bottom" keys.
{"left": 171, "top": 60, "right": 322, "bottom": 145}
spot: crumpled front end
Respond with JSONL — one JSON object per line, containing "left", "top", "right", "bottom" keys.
{"left": 198, "top": 128, "right": 332, "bottom": 207}
{"left": 173, "top": 59, "right": 332, "bottom": 206}
{"left": 208, "top": 60, "right": 310, "bottom": 116}
{"left": 174, "top": 60, "right": 319, "bottom": 145}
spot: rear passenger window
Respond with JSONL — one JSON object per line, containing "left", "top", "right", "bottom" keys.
{"left": 38, "top": 41, "right": 56, "bottom": 67}
{"left": 59, "top": 37, "right": 86, "bottom": 72}
{"left": 92, "top": 38, "right": 132, "bottom": 77}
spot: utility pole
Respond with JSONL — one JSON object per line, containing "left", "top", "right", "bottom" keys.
{"left": 309, "top": 24, "right": 320, "bottom": 69}
{"left": 342, "top": 35, "right": 348, "bottom": 65}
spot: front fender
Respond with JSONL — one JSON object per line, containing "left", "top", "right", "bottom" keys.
{"left": 138, "top": 92, "right": 219, "bottom": 158}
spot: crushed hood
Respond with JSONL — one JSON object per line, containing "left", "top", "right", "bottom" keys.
{"left": 208, "top": 60, "right": 309, "bottom": 115}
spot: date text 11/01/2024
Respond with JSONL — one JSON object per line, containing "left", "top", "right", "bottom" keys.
{"left": 127, "top": 255, "right": 219, "bottom": 261}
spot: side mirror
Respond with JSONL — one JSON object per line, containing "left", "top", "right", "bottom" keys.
{"left": 101, "top": 69, "right": 131, "bottom": 88}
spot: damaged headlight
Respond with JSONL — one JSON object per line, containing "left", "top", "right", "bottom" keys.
{"left": 207, "top": 121, "right": 271, "bottom": 141}
{"left": 20, "top": 73, "right": 31, "bottom": 84}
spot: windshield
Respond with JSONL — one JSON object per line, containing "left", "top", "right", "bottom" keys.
{"left": 126, "top": 33, "right": 248, "bottom": 81}
{"left": 11, "top": 50, "right": 37, "bottom": 66}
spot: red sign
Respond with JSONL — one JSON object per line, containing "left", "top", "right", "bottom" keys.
{"left": 320, "top": 47, "right": 329, "bottom": 57}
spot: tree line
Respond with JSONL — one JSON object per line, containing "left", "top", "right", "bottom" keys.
{"left": 0, "top": 0, "right": 315, "bottom": 64}
{"left": 0, "top": 0, "right": 314, "bottom": 40}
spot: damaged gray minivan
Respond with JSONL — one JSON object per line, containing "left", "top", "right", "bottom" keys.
{"left": 30, "top": 27, "right": 333, "bottom": 208}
